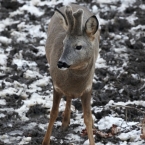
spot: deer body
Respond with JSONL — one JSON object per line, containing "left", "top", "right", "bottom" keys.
{"left": 43, "top": 4, "right": 99, "bottom": 145}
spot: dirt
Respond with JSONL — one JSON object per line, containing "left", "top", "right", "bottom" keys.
{"left": 0, "top": 0, "right": 145, "bottom": 145}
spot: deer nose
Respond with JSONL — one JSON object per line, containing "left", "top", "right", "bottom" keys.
{"left": 57, "top": 61, "right": 70, "bottom": 69}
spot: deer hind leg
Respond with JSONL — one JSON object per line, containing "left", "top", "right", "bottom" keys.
{"left": 61, "top": 97, "right": 71, "bottom": 131}
{"left": 42, "top": 89, "right": 62, "bottom": 145}
{"left": 81, "top": 91, "right": 95, "bottom": 145}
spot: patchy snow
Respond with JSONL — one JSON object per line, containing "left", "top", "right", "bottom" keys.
{"left": 0, "top": 18, "right": 19, "bottom": 32}
{"left": 107, "top": 100, "right": 145, "bottom": 108}
{"left": 23, "top": 69, "right": 43, "bottom": 79}
{"left": 13, "top": 59, "right": 37, "bottom": 69}
{"left": 0, "top": 0, "right": 145, "bottom": 144}
{"left": 96, "top": 54, "right": 108, "bottom": 68}
{"left": 18, "top": 137, "right": 31, "bottom": 145}
{"left": 0, "top": 36, "right": 11, "bottom": 45}
{"left": 0, "top": 99, "right": 6, "bottom": 105}
{"left": 0, "top": 54, "right": 7, "bottom": 66}
{"left": 20, "top": 5, "right": 44, "bottom": 17}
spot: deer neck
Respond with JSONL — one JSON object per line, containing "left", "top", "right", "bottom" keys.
{"left": 69, "top": 58, "right": 94, "bottom": 77}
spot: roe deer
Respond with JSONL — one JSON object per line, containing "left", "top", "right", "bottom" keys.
{"left": 42, "top": 4, "right": 100, "bottom": 145}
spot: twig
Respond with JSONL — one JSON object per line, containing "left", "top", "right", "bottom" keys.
{"left": 110, "top": 104, "right": 145, "bottom": 114}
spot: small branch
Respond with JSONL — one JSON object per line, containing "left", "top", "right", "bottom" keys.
{"left": 110, "top": 104, "right": 145, "bottom": 114}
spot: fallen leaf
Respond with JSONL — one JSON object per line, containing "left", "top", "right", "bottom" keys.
{"left": 111, "top": 124, "right": 118, "bottom": 135}
{"left": 80, "top": 124, "right": 119, "bottom": 138}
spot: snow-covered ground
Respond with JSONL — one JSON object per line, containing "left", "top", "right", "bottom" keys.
{"left": 0, "top": 0, "right": 145, "bottom": 144}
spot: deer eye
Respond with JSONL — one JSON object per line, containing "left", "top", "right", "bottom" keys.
{"left": 75, "top": 45, "right": 82, "bottom": 50}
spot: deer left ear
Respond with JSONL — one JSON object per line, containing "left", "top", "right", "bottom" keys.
{"left": 85, "top": 16, "right": 99, "bottom": 37}
{"left": 55, "top": 8, "right": 68, "bottom": 31}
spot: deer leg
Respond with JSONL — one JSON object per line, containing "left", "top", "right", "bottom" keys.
{"left": 81, "top": 91, "right": 95, "bottom": 145}
{"left": 61, "top": 97, "right": 71, "bottom": 131}
{"left": 42, "top": 89, "right": 62, "bottom": 145}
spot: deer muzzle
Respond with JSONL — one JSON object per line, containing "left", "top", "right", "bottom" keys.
{"left": 57, "top": 61, "right": 70, "bottom": 70}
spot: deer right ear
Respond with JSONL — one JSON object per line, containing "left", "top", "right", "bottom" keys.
{"left": 85, "top": 15, "right": 99, "bottom": 39}
{"left": 55, "top": 8, "right": 68, "bottom": 31}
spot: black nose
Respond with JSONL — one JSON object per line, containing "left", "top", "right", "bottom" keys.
{"left": 57, "top": 61, "right": 70, "bottom": 69}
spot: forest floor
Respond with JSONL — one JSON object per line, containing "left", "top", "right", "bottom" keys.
{"left": 0, "top": 0, "right": 145, "bottom": 144}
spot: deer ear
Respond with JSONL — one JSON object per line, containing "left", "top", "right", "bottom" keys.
{"left": 85, "top": 16, "right": 99, "bottom": 37}
{"left": 55, "top": 8, "right": 68, "bottom": 31}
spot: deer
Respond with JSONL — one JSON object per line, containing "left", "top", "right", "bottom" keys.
{"left": 42, "top": 4, "right": 100, "bottom": 145}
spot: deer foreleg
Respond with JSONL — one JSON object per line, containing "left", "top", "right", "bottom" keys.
{"left": 81, "top": 91, "right": 95, "bottom": 145}
{"left": 42, "top": 89, "right": 62, "bottom": 145}
{"left": 61, "top": 97, "right": 71, "bottom": 131}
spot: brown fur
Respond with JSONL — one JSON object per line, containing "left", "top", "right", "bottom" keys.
{"left": 42, "top": 4, "right": 100, "bottom": 145}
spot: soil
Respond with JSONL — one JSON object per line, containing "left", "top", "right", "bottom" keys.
{"left": 0, "top": 0, "right": 145, "bottom": 145}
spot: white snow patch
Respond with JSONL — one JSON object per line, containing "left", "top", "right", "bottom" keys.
{"left": 0, "top": 99, "right": 6, "bottom": 105}
{"left": 96, "top": 54, "right": 108, "bottom": 68}
{"left": 15, "top": 105, "right": 29, "bottom": 121}
{"left": 20, "top": 5, "right": 44, "bottom": 17}
{"left": 65, "top": 133, "right": 81, "bottom": 143}
{"left": 0, "top": 87, "right": 18, "bottom": 98}
{"left": 0, "top": 54, "right": 7, "bottom": 66}
{"left": 31, "top": 76, "right": 50, "bottom": 87}
{"left": 23, "top": 69, "right": 43, "bottom": 79}
{"left": 0, "top": 114, "right": 5, "bottom": 118}
{"left": 26, "top": 122, "right": 37, "bottom": 129}
{"left": 18, "top": 137, "right": 31, "bottom": 145}
{"left": 0, "top": 36, "right": 11, "bottom": 45}
{"left": 94, "top": 0, "right": 117, "bottom": 3}
{"left": 31, "top": 0, "right": 41, "bottom": 6}
{"left": 11, "top": 31, "right": 28, "bottom": 43}
{"left": 0, "top": 18, "right": 19, "bottom": 32}
{"left": 38, "top": 123, "right": 48, "bottom": 131}
{"left": 118, "top": 130, "right": 141, "bottom": 141}
{"left": 97, "top": 116, "right": 124, "bottom": 130}
{"left": 131, "top": 74, "right": 139, "bottom": 80}
{"left": 12, "top": 59, "right": 37, "bottom": 69}
{"left": 35, "top": 46, "right": 46, "bottom": 56}
{"left": 63, "top": 0, "right": 76, "bottom": 5}
{"left": 139, "top": 4, "right": 145, "bottom": 10}
{"left": 18, "top": 23, "right": 46, "bottom": 38}
{"left": 0, "top": 134, "right": 21, "bottom": 144}
{"left": 106, "top": 100, "right": 145, "bottom": 108}
{"left": 131, "top": 25, "right": 145, "bottom": 31}
{"left": 126, "top": 13, "right": 138, "bottom": 25}
{"left": 92, "top": 5, "right": 98, "bottom": 14}
{"left": 114, "top": 47, "right": 127, "bottom": 53}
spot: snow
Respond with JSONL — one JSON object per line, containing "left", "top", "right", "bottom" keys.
{"left": 0, "top": 114, "right": 5, "bottom": 118}
{"left": 106, "top": 100, "right": 145, "bottom": 107}
{"left": 20, "top": 5, "right": 44, "bottom": 17}
{"left": 0, "top": 99, "right": 6, "bottom": 105}
{"left": 18, "top": 137, "right": 31, "bottom": 145}
{"left": 139, "top": 4, "right": 145, "bottom": 10}
{"left": 23, "top": 70, "right": 43, "bottom": 79}
{"left": 94, "top": 0, "right": 117, "bottom": 3}
{"left": 118, "top": 130, "right": 140, "bottom": 141}
{"left": 0, "top": 18, "right": 19, "bottom": 32}
{"left": 0, "top": 36, "right": 11, "bottom": 45}
{"left": 0, "top": 0, "right": 145, "bottom": 144}
{"left": 63, "top": 0, "right": 76, "bottom": 5}
{"left": 11, "top": 31, "right": 28, "bottom": 43}
{"left": 92, "top": 5, "right": 98, "bottom": 14}
{"left": 0, "top": 54, "right": 7, "bottom": 66}
{"left": 13, "top": 59, "right": 37, "bottom": 69}
{"left": 96, "top": 54, "right": 108, "bottom": 68}
{"left": 97, "top": 116, "right": 124, "bottom": 130}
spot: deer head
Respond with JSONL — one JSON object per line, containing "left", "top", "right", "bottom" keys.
{"left": 55, "top": 6, "right": 99, "bottom": 70}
